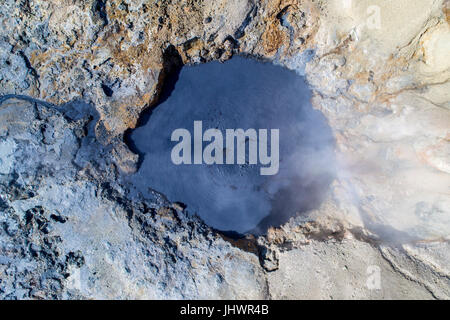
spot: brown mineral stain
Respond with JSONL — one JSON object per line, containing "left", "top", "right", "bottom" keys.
{"left": 262, "top": 21, "right": 286, "bottom": 56}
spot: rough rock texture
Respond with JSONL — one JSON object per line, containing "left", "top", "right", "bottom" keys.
{"left": 1, "top": 0, "right": 449, "bottom": 299}
{"left": 0, "top": 98, "right": 267, "bottom": 299}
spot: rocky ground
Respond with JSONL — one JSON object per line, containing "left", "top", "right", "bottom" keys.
{"left": 0, "top": 0, "right": 449, "bottom": 299}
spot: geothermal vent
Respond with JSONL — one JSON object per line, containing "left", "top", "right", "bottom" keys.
{"left": 125, "top": 57, "right": 336, "bottom": 234}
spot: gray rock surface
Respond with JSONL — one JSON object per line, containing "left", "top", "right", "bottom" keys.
{"left": 0, "top": 97, "right": 267, "bottom": 299}
{"left": 0, "top": 0, "right": 449, "bottom": 299}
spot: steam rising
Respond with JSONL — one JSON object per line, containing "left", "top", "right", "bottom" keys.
{"left": 126, "top": 56, "right": 336, "bottom": 234}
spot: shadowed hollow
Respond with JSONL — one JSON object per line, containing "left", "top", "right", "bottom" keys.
{"left": 126, "top": 56, "right": 336, "bottom": 234}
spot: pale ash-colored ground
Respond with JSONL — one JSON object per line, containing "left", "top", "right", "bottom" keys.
{"left": 0, "top": 0, "right": 449, "bottom": 299}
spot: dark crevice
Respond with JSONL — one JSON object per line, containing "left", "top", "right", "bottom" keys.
{"left": 92, "top": 0, "right": 108, "bottom": 26}
{"left": 276, "top": 6, "right": 295, "bottom": 47}
{"left": 124, "top": 44, "right": 183, "bottom": 169}
{"left": 223, "top": 35, "right": 238, "bottom": 48}
{"left": 50, "top": 214, "right": 67, "bottom": 224}
{"left": 20, "top": 0, "right": 32, "bottom": 14}
{"left": 0, "top": 94, "right": 59, "bottom": 111}
{"left": 182, "top": 37, "right": 200, "bottom": 51}
{"left": 234, "top": 2, "right": 257, "bottom": 39}
{"left": 216, "top": 230, "right": 259, "bottom": 255}
{"left": 276, "top": 5, "right": 291, "bottom": 24}
{"left": 101, "top": 83, "right": 113, "bottom": 97}
{"left": 19, "top": 50, "right": 39, "bottom": 79}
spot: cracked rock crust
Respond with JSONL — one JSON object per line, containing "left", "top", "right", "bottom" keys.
{"left": 1, "top": 0, "right": 449, "bottom": 299}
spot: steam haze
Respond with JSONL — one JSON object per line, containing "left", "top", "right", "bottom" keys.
{"left": 126, "top": 57, "right": 336, "bottom": 234}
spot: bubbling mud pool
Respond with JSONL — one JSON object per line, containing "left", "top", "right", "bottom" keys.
{"left": 125, "top": 56, "right": 336, "bottom": 234}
